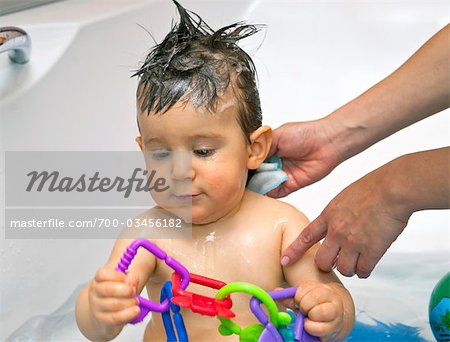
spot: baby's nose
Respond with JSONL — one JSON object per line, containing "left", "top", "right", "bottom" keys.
{"left": 171, "top": 152, "right": 192, "bottom": 181}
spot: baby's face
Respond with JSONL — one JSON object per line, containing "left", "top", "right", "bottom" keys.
{"left": 137, "top": 93, "right": 251, "bottom": 225}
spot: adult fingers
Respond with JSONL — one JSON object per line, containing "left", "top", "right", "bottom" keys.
{"left": 266, "top": 182, "right": 292, "bottom": 198}
{"left": 356, "top": 253, "right": 379, "bottom": 278}
{"left": 335, "top": 249, "right": 360, "bottom": 277}
{"left": 269, "top": 125, "right": 283, "bottom": 157}
{"left": 281, "top": 217, "right": 327, "bottom": 266}
{"left": 314, "top": 234, "right": 341, "bottom": 273}
{"left": 266, "top": 185, "right": 282, "bottom": 198}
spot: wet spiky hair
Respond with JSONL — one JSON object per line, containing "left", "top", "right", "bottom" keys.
{"left": 133, "top": 0, "right": 263, "bottom": 140}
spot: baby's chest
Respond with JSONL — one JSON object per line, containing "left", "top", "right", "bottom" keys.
{"left": 153, "top": 235, "right": 283, "bottom": 292}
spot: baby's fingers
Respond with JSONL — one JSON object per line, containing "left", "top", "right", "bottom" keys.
{"left": 308, "top": 302, "right": 339, "bottom": 322}
{"left": 304, "top": 319, "right": 340, "bottom": 339}
{"left": 297, "top": 286, "right": 333, "bottom": 315}
{"left": 125, "top": 272, "right": 139, "bottom": 294}
{"left": 95, "top": 306, "right": 141, "bottom": 326}
{"left": 94, "top": 281, "right": 136, "bottom": 298}
{"left": 92, "top": 296, "right": 139, "bottom": 313}
{"left": 95, "top": 267, "right": 128, "bottom": 283}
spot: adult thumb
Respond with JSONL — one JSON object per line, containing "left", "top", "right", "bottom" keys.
{"left": 269, "top": 127, "right": 283, "bottom": 157}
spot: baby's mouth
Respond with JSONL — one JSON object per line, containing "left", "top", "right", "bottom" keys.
{"left": 173, "top": 193, "right": 202, "bottom": 202}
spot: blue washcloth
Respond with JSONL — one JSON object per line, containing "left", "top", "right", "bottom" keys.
{"left": 247, "top": 155, "right": 288, "bottom": 195}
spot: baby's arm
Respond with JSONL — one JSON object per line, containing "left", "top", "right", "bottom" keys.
{"left": 281, "top": 206, "right": 355, "bottom": 341}
{"left": 75, "top": 237, "right": 156, "bottom": 341}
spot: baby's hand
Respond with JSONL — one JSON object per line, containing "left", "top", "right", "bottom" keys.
{"left": 88, "top": 266, "right": 140, "bottom": 329}
{"left": 294, "top": 280, "right": 344, "bottom": 341}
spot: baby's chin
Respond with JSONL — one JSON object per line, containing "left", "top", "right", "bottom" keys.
{"left": 190, "top": 213, "right": 227, "bottom": 226}
{"left": 171, "top": 212, "right": 215, "bottom": 226}
{"left": 160, "top": 207, "right": 193, "bottom": 223}
{"left": 157, "top": 205, "right": 223, "bottom": 226}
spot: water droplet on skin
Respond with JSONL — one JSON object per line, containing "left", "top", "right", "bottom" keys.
{"left": 205, "top": 231, "right": 216, "bottom": 242}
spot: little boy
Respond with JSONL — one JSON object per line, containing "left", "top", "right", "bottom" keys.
{"left": 76, "top": 1, "right": 355, "bottom": 341}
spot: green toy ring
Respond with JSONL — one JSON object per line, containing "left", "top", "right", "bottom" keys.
{"left": 215, "top": 282, "right": 290, "bottom": 339}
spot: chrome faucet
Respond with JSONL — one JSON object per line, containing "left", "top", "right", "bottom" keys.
{"left": 0, "top": 26, "right": 31, "bottom": 64}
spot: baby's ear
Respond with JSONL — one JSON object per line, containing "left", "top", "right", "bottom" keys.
{"left": 247, "top": 126, "right": 272, "bottom": 170}
{"left": 135, "top": 136, "right": 143, "bottom": 151}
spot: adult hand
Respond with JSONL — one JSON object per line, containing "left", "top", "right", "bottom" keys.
{"left": 267, "top": 119, "right": 344, "bottom": 198}
{"left": 269, "top": 25, "right": 449, "bottom": 201}
{"left": 281, "top": 159, "right": 409, "bottom": 278}
{"left": 281, "top": 147, "right": 449, "bottom": 277}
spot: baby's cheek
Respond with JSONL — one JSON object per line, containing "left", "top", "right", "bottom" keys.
{"left": 206, "top": 170, "right": 246, "bottom": 198}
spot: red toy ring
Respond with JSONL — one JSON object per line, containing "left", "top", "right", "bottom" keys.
{"left": 171, "top": 272, "right": 235, "bottom": 318}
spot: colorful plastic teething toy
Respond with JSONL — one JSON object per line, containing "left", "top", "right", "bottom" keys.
{"left": 116, "top": 238, "right": 190, "bottom": 323}
{"left": 171, "top": 272, "right": 234, "bottom": 318}
{"left": 249, "top": 287, "right": 319, "bottom": 342}
{"left": 117, "top": 239, "right": 321, "bottom": 341}
{"left": 160, "top": 281, "right": 188, "bottom": 342}
{"left": 215, "top": 282, "right": 293, "bottom": 341}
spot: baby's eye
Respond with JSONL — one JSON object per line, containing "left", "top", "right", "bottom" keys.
{"left": 151, "top": 150, "right": 171, "bottom": 160}
{"left": 194, "top": 148, "right": 215, "bottom": 157}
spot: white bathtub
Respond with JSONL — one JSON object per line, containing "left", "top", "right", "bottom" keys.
{"left": 0, "top": 0, "right": 449, "bottom": 341}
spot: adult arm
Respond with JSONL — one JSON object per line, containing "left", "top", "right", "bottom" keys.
{"left": 282, "top": 147, "right": 450, "bottom": 277}
{"left": 269, "top": 24, "right": 449, "bottom": 198}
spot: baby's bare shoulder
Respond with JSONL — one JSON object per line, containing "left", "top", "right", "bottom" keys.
{"left": 242, "top": 190, "right": 309, "bottom": 226}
